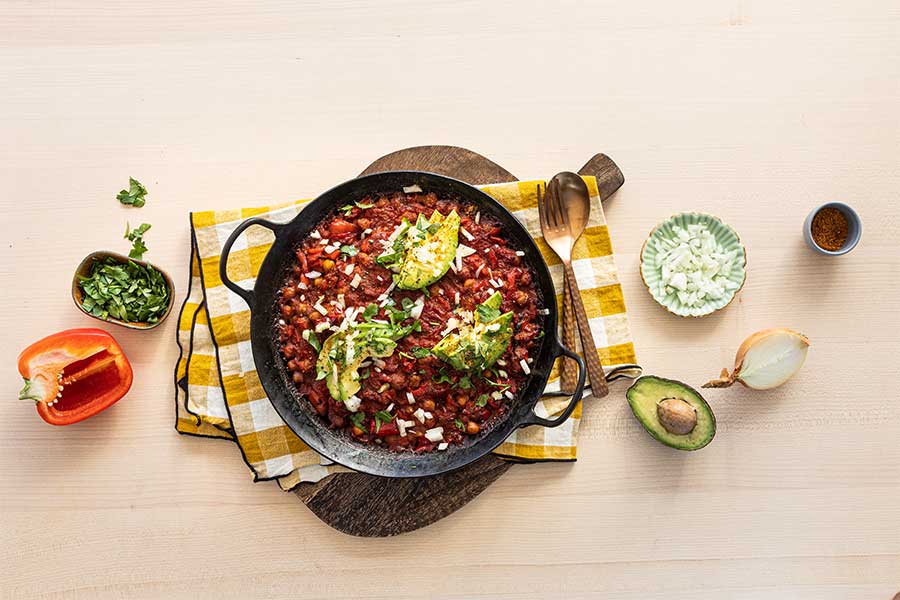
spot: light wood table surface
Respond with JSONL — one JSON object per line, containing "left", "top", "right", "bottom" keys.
{"left": 2, "top": 1, "right": 898, "bottom": 598}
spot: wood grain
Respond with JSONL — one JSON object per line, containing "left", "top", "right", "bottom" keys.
{"left": 563, "top": 262, "right": 609, "bottom": 395}
{"left": 1, "top": 1, "right": 898, "bottom": 597}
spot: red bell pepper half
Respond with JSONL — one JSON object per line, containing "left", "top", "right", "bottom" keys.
{"left": 17, "top": 328, "right": 133, "bottom": 426}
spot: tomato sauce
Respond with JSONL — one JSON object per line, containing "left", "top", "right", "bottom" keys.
{"left": 276, "top": 191, "right": 543, "bottom": 452}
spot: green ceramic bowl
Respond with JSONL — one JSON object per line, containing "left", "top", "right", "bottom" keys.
{"left": 640, "top": 213, "right": 747, "bottom": 318}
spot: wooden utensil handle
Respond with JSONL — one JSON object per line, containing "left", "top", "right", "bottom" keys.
{"left": 563, "top": 263, "right": 609, "bottom": 397}
{"left": 560, "top": 273, "right": 579, "bottom": 394}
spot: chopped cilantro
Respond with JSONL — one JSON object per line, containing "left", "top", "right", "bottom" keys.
{"left": 432, "top": 370, "right": 453, "bottom": 385}
{"left": 78, "top": 256, "right": 169, "bottom": 324}
{"left": 340, "top": 245, "right": 358, "bottom": 257}
{"left": 475, "top": 394, "right": 490, "bottom": 407}
{"left": 374, "top": 410, "right": 394, "bottom": 432}
{"left": 124, "top": 222, "right": 152, "bottom": 260}
{"left": 457, "top": 376, "right": 473, "bottom": 389}
{"left": 349, "top": 412, "right": 366, "bottom": 429}
{"left": 410, "top": 347, "right": 431, "bottom": 359}
{"left": 301, "top": 329, "right": 322, "bottom": 353}
{"left": 362, "top": 303, "right": 379, "bottom": 321}
{"left": 116, "top": 177, "right": 148, "bottom": 207}
{"left": 454, "top": 418, "right": 465, "bottom": 430}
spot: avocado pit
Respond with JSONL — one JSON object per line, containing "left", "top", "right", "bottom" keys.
{"left": 656, "top": 397, "right": 697, "bottom": 435}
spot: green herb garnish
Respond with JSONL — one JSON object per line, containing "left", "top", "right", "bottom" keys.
{"left": 362, "top": 303, "right": 379, "bottom": 321}
{"left": 349, "top": 412, "right": 366, "bottom": 429}
{"left": 340, "top": 245, "right": 359, "bottom": 257}
{"left": 78, "top": 257, "right": 169, "bottom": 323}
{"left": 117, "top": 177, "right": 148, "bottom": 207}
{"left": 374, "top": 410, "right": 394, "bottom": 432}
{"left": 124, "top": 222, "right": 152, "bottom": 260}
{"left": 410, "top": 347, "right": 431, "bottom": 359}
{"left": 457, "top": 376, "right": 473, "bottom": 389}
{"left": 475, "top": 394, "right": 490, "bottom": 407}
{"left": 432, "top": 370, "right": 453, "bottom": 385}
{"left": 454, "top": 418, "right": 465, "bottom": 430}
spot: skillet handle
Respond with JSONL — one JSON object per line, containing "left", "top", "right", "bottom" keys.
{"left": 521, "top": 340, "right": 586, "bottom": 428}
{"left": 218, "top": 217, "right": 286, "bottom": 309}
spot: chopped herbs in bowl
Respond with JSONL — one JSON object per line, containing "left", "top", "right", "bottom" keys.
{"left": 640, "top": 213, "right": 746, "bottom": 317}
{"left": 72, "top": 252, "right": 174, "bottom": 330}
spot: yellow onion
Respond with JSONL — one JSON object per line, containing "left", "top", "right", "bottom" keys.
{"left": 704, "top": 328, "right": 810, "bottom": 390}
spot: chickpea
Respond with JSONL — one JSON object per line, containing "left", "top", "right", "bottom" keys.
{"left": 466, "top": 421, "right": 481, "bottom": 435}
{"left": 463, "top": 278, "right": 475, "bottom": 288}
{"left": 409, "top": 374, "right": 421, "bottom": 387}
{"left": 292, "top": 372, "right": 302, "bottom": 384}
{"left": 423, "top": 399, "right": 435, "bottom": 411}
{"left": 287, "top": 359, "right": 299, "bottom": 371}
{"left": 456, "top": 394, "right": 468, "bottom": 407}
{"left": 313, "top": 278, "right": 325, "bottom": 287}
{"left": 280, "top": 304, "right": 293, "bottom": 317}
{"left": 283, "top": 286, "right": 296, "bottom": 300}
{"left": 357, "top": 218, "right": 371, "bottom": 230}
{"left": 514, "top": 291, "right": 529, "bottom": 306}
{"left": 308, "top": 311, "right": 322, "bottom": 323}
{"left": 352, "top": 426, "right": 364, "bottom": 436}
{"left": 321, "top": 259, "right": 335, "bottom": 271}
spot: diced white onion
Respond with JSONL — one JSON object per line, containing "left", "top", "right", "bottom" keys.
{"left": 460, "top": 227, "right": 475, "bottom": 242}
{"left": 350, "top": 274, "right": 362, "bottom": 288}
{"left": 504, "top": 390, "right": 516, "bottom": 401}
{"left": 403, "top": 184, "right": 423, "bottom": 193}
{"left": 313, "top": 302, "right": 328, "bottom": 315}
{"left": 497, "top": 369, "right": 508, "bottom": 379}
{"left": 424, "top": 427, "right": 444, "bottom": 442}
{"left": 314, "top": 321, "right": 330, "bottom": 333}
{"left": 406, "top": 392, "right": 415, "bottom": 404}
{"left": 438, "top": 442, "right": 448, "bottom": 451}
{"left": 454, "top": 292, "right": 460, "bottom": 305}
{"left": 386, "top": 403, "right": 394, "bottom": 412}
{"left": 310, "top": 230, "right": 321, "bottom": 239}
{"left": 520, "top": 359, "right": 531, "bottom": 374}
{"left": 344, "top": 263, "right": 355, "bottom": 275}
{"left": 323, "top": 245, "right": 338, "bottom": 254}
{"left": 306, "top": 271, "right": 322, "bottom": 279}
{"left": 515, "top": 251, "right": 525, "bottom": 257}
{"left": 475, "top": 211, "right": 481, "bottom": 224}
{"left": 344, "top": 395, "right": 362, "bottom": 412}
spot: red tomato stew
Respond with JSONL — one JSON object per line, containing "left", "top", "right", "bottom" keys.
{"left": 276, "top": 191, "right": 545, "bottom": 452}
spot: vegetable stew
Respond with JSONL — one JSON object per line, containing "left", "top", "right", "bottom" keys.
{"left": 276, "top": 191, "right": 544, "bottom": 453}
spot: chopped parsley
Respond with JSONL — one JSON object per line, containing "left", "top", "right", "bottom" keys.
{"left": 78, "top": 256, "right": 169, "bottom": 324}
{"left": 454, "top": 418, "right": 465, "bottom": 430}
{"left": 457, "top": 376, "right": 473, "bottom": 389}
{"left": 410, "top": 347, "right": 431, "bottom": 359}
{"left": 124, "top": 222, "right": 152, "bottom": 260}
{"left": 432, "top": 370, "right": 453, "bottom": 385}
{"left": 374, "top": 410, "right": 394, "bottom": 432}
{"left": 340, "top": 245, "right": 359, "bottom": 257}
{"left": 475, "top": 394, "right": 490, "bottom": 407}
{"left": 349, "top": 412, "right": 366, "bottom": 429}
{"left": 116, "top": 177, "right": 148, "bottom": 207}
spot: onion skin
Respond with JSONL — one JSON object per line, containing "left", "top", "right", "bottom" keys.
{"left": 703, "top": 328, "right": 810, "bottom": 390}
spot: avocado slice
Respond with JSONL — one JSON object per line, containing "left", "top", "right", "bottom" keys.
{"left": 626, "top": 375, "right": 716, "bottom": 450}
{"left": 315, "top": 322, "right": 404, "bottom": 410}
{"left": 433, "top": 292, "right": 513, "bottom": 371}
{"left": 394, "top": 210, "right": 460, "bottom": 290}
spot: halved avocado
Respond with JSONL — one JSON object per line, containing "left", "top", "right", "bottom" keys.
{"left": 395, "top": 210, "right": 460, "bottom": 290}
{"left": 433, "top": 292, "right": 513, "bottom": 371}
{"left": 626, "top": 375, "right": 715, "bottom": 451}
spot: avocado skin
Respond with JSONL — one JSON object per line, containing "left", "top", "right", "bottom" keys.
{"left": 626, "top": 375, "right": 716, "bottom": 451}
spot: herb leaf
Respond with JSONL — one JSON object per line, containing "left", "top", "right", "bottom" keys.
{"left": 475, "top": 394, "right": 490, "bottom": 407}
{"left": 124, "top": 222, "right": 152, "bottom": 260}
{"left": 340, "top": 245, "right": 359, "bottom": 257}
{"left": 116, "top": 177, "right": 148, "bottom": 207}
{"left": 301, "top": 329, "right": 322, "bottom": 353}
{"left": 410, "top": 346, "right": 431, "bottom": 359}
{"left": 457, "top": 376, "right": 473, "bottom": 389}
{"left": 375, "top": 410, "right": 394, "bottom": 432}
{"left": 349, "top": 412, "right": 365, "bottom": 429}
{"left": 454, "top": 418, "right": 465, "bottom": 430}
{"left": 432, "top": 370, "right": 453, "bottom": 385}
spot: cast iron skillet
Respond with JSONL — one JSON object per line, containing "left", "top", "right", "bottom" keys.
{"left": 219, "top": 171, "right": 585, "bottom": 478}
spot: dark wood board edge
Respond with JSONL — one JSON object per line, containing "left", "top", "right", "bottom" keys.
{"left": 293, "top": 145, "right": 624, "bottom": 537}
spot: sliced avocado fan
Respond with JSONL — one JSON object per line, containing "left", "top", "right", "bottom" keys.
{"left": 432, "top": 292, "right": 513, "bottom": 371}
{"left": 626, "top": 375, "right": 716, "bottom": 451}
{"left": 376, "top": 210, "right": 460, "bottom": 290}
{"left": 316, "top": 321, "right": 411, "bottom": 411}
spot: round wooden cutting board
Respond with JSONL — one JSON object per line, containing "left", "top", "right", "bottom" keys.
{"left": 293, "top": 145, "right": 625, "bottom": 537}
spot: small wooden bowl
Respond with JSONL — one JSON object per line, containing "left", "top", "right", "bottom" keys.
{"left": 72, "top": 251, "right": 176, "bottom": 330}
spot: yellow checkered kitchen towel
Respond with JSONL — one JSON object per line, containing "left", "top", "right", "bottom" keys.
{"left": 174, "top": 177, "right": 637, "bottom": 491}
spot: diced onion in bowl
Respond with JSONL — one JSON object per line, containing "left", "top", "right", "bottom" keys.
{"left": 652, "top": 223, "right": 741, "bottom": 308}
